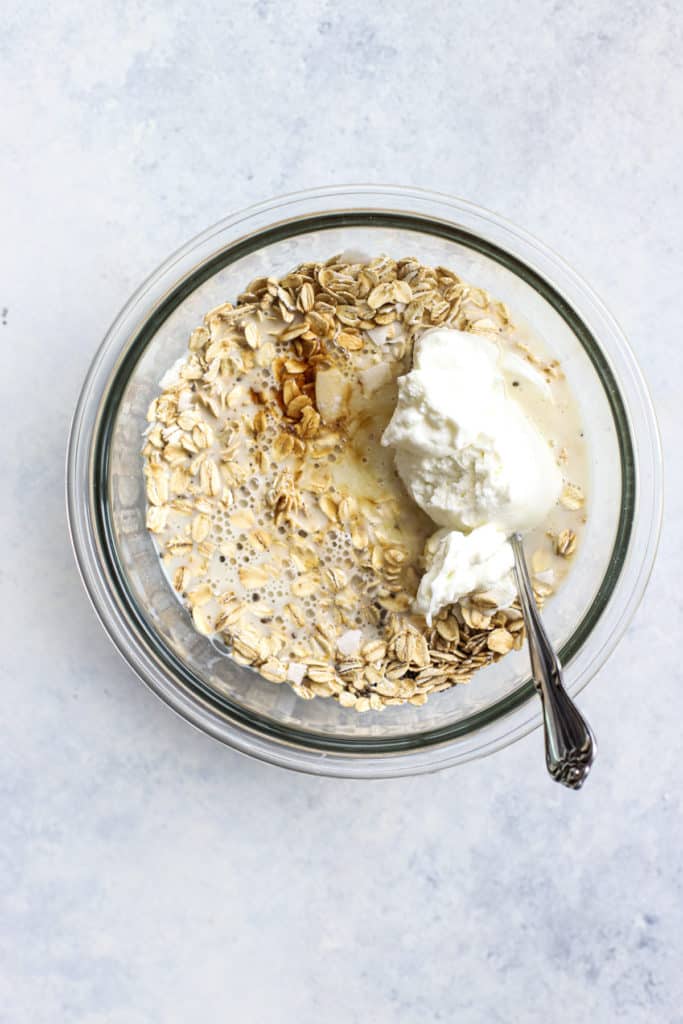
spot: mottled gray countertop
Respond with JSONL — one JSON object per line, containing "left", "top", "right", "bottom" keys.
{"left": 2, "top": 2, "right": 682, "bottom": 1021}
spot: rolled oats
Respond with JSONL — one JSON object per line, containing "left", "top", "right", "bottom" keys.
{"left": 143, "top": 253, "right": 586, "bottom": 712}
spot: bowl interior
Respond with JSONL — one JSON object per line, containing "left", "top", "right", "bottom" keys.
{"left": 98, "top": 214, "right": 631, "bottom": 750}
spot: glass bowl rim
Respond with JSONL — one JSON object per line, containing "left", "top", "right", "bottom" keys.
{"left": 66, "top": 185, "right": 662, "bottom": 778}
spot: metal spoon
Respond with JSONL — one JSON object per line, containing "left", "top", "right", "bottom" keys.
{"left": 509, "top": 533, "right": 596, "bottom": 789}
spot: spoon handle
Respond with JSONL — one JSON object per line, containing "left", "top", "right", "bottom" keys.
{"left": 510, "top": 533, "right": 596, "bottom": 789}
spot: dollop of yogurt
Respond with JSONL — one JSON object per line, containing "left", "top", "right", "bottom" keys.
{"left": 414, "top": 525, "right": 517, "bottom": 623}
{"left": 382, "top": 328, "right": 562, "bottom": 622}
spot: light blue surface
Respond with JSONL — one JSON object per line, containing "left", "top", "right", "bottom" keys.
{"left": 2, "top": 2, "right": 681, "bottom": 1021}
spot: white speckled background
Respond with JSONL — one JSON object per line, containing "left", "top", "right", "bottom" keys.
{"left": 2, "top": 2, "right": 681, "bottom": 1021}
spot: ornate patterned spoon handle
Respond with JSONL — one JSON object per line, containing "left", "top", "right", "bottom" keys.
{"left": 510, "top": 533, "right": 596, "bottom": 789}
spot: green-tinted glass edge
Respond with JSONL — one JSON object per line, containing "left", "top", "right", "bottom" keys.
{"left": 93, "top": 211, "right": 635, "bottom": 755}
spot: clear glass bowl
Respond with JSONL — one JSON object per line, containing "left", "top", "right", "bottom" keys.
{"left": 66, "top": 186, "right": 662, "bottom": 777}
